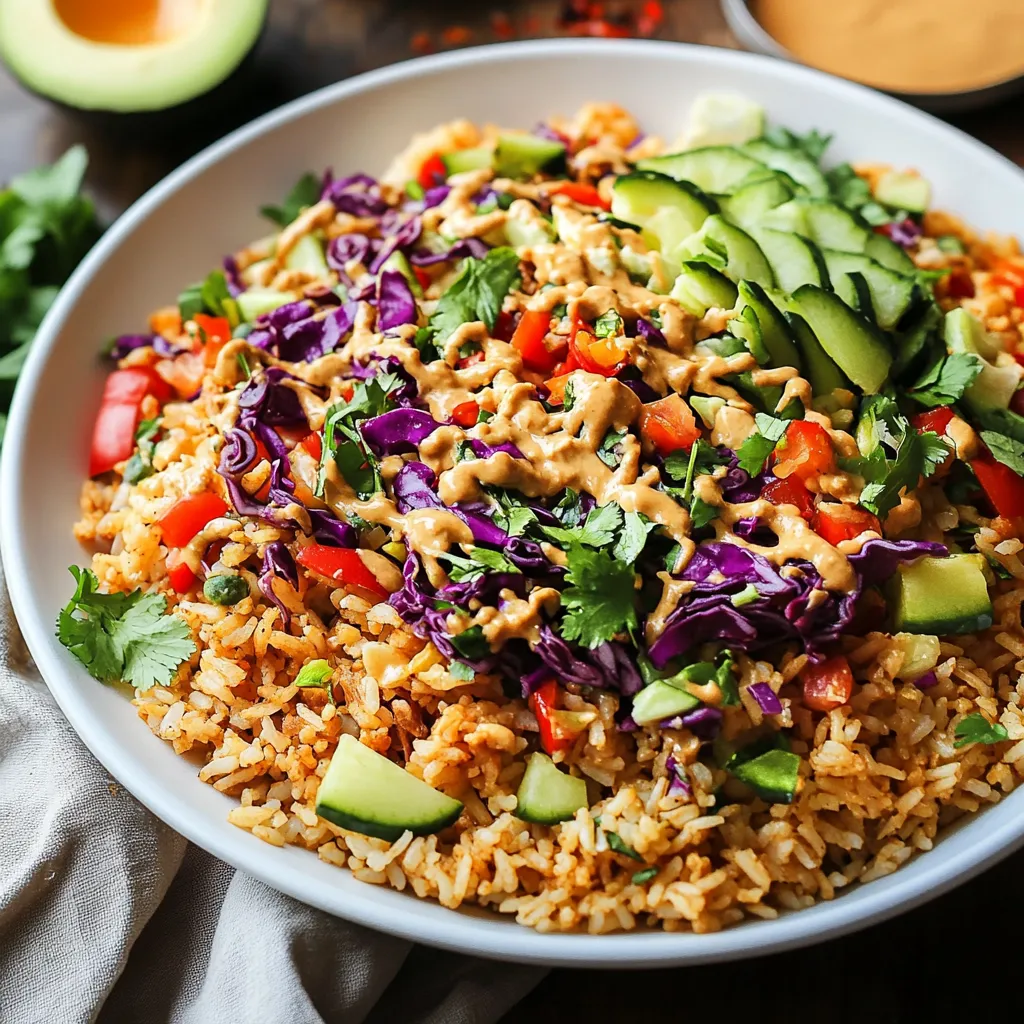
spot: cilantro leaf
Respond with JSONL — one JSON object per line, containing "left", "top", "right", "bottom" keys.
{"left": 612, "top": 511, "right": 657, "bottom": 565}
{"left": 426, "top": 248, "right": 521, "bottom": 342}
{"left": 441, "top": 547, "right": 520, "bottom": 583}
{"left": 542, "top": 502, "right": 622, "bottom": 549}
{"left": 826, "top": 163, "right": 873, "bottom": 212}
{"left": 123, "top": 417, "right": 161, "bottom": 485}
{"left": 178, "top": 269, "right": 235, "bottom": 323}
{"left": 603, "top": 830, "right": 643, "bottom": 861}
{"left": 558, "top": 544, "right": 637, "bottom": 648}
{"left": 663, "top": 439, "right": 729, "bottom": 528}
{"left": 448, "top": 660, "right": 475, "bottom": 681}
{"left": 953, "top": 712, "right": 1009, "bottom": 749}
{"left": 260, "top": 171, "right": 322, "bottom": 227}
{"left": 980, "top": 430, "right": 1024, "bottom": 476}
{"left": 487, "top": 488, "right": 538, "bottom": 537}
{"left": 450, "top": 625, "right": 490, "bottom": 661}
{"left": 593, "top": 309, "right": 624, "bottom": 338}
{"left": 736, "top": 414, "right": 788, "bottom": 477}
{"left": 632, "top": 866, "right": 658, "bottom": 885}
{"left": 56, "top": 566, "right": 195, "bottom": 690}
{"left": 596, "top": 428, "right": 627, "bottom": 468}
{"left": 907, "top": 352, "right": 983, "bottom": 407}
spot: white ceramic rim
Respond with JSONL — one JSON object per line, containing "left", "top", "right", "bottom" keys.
{"left": 5, "top": 39, "right": 1024, "bottom": 967}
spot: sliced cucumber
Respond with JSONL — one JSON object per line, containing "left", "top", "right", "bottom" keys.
{"left": 822, "top": 249, "right": 916, "bottom": 330}
{"left": 442, "top": 147, "right": 493, "bottom": 176}
{"left": 736, "top": 280, "right": 802, "bottom": 369}
{"left": 670, "top": 260, "right": 738, "bottom": 316}
{"left": 631, "top": 680, "right": 701, "bottom": 726}
{"left": 701, "top": 326, "right": 783, "bottom": 411}
{"left": 685, "top": 93, "right": 765, "bottom": 148}
{"left": 946, "top": 307, "right": 1023, "bottom": 411}
{"left": 875, "top": 171, "right": 930, "bottom": 214}
{"left": 690, "top": 394, "right": 726, "bottom": 428}
{"left": 677, "top": 214, "right": 774, "bottom": 288}
{"left": 785, "top": 310, "right": 847, "bottom": 395}
{"left": 719, "top": 174, "right": 795, "bottom": 230}
{"left": 515, "top": 752, "right": 589, "bottom": 825}
{"left": 494, "top": 133, "right": 565, "bottom": 179}
{"left": 638, "top": 146, "right": 768, "bottom": 194}
{"left": 315, "top": 734, "right": 464, "bottom": 842}
{"left": 749, "top": 226, "right": 830, "bottom": 293}
{"left": 285, "top": 234, "right": 329, "bottom": 277}
{"left": 380, "top": 250, "right": 423, "bottom": 297}
{"left": 611, "top": 171, "right": 716, "bottom": 229}
{"left": 790, "top": 284, "right": 892, "bottom": 393}
{"left": 865, "top": 232, "right": 917, "bottom": 274}
{"left": 891, "top": 554, "right": 993, "bottom": 635}
{"left": 236, "top": 288, "right": 292, "bottom": 322}
{"left": 727, "top": 303, "right": 771, "bottom": 364}
{"left": 741, "top": 138, "right": 829, "bottom": 197}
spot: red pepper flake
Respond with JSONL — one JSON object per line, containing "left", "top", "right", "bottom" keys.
{"left": 441, "top": 25, "right": 472, "bottom": 46}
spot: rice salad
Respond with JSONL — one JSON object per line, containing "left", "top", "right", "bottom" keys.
{"left": 66, "top": 96, "right": 1024, "bottom": 934}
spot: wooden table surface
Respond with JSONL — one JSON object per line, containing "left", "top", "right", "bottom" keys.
{"left": 3, "top": 2, "right": 1021, "bottom": 1019}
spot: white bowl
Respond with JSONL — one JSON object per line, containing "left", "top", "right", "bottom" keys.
{"left": 4, "top": 39, "right": 1024, "bottom": 967}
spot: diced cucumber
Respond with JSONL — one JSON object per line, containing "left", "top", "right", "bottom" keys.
{"left": 945, "top": 306, "right": 1006, "bottom": 362}
{"left": 631, "top": 680, "right": 701, "bottom": 726}
{"left": 236, "top": 288, "right": 292, "bottom": 322}
{"left": 822, "top": 249, "right": 916, "bottom": 330}
{"left": 442, "top": 147, "right": 493, "bottom": 175}
{"left": 504, "top": 213, "right": 556, "bottom": 249}
{"left": 494, "top": 133, "right": 566, "bottom": 179}
{"left": 685, "top": 93, "right": 765, "bottom": 149}
{"left": 315, "top": 734, "right": 464, "bottom": 841}
{"left": 638, "top": 146, "right": 768, "bottom": 194}
{"left": 741, "top": 138, "right": 829, "bottom": 197}
{"left": 676, "top": 214, "right": 774, "bottom": 288}
{"left": 285, "top": 234, "right": 329, "bottom": 276}
{"left": 736, "top": 280, "right": 802, "bottom": 369}
{"left": 749, "top": 226, "right": 829, "bottom": 293}
{"left": 875, "top": 171, "right": 930, "bottom": 214}
{"left": 380, "top": 250, "right": 423, "bottom": 297}
{"left": 865, "top": 232, "right": 917, "bottom": 274}
{"left": 515, "top": 752, "right": 588, "bottom": 825}
{"left": 945, "top": 307, "right": 1023, "bottom": 410}
{"left": 670, "top": 259, "right": 738, "bottom": 316}
{"left": 719, "top": 174, "right": 795, "bottom": 230}
{"left": 891, "top": 554, "right": 993, "bottom": 635}
{"left": 611, "top": 171, "right": 716, "bottom": 235}
{"left": 893, "top": 633, "right": 940, "bottom": 681}
{"left": 773, "top": 199, "right": 872, "bottom": 253}
{"left": 790, "top": 284, "right": 892, "bottom": 393}
{"left": 690, "top": 394, "right": 725, "bottom": 428}
{"left": 785, "top": 311, "right": 847, "bottom": 395}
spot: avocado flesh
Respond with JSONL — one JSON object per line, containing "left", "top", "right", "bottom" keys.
{"left": 0, "top": 0, "right": 268, "bottom": 113}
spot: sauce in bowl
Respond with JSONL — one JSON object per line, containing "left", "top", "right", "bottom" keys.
{"left": 751, "top": 0, "right": 1024, "bottom": 94}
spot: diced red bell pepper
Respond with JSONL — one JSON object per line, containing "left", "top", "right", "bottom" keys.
{"left": 89, "top": 368, "right": 170, "bottom": 477}
{"left": 511, "top": 309, "right": 562, "bottom": 373}
{"left": 972, "top": 453, "right": 1024, "bottom": 518}
{"left": 413, "top": 266, "right": 432, "bottom": 292}
{"left": 493, "top": 309, "right": 518, "bottom": 342}
{"left": 568, "top": 314, "right": 627, "bottom": 376}
{"left": 417, "top": 153, "right": 447, "bottom": 191}
{"left": 640, "top": 393, "right": 700, "bottom": 457}
{"left": 529, "top": 679, "right": 577, "bottom": 755}
{"left": 167, "top": 560, "right": 197, "bottom": 594}
{"left": 812, "top": 503, "right": 881, "bottom": 546}
{"left": 299, "top": 432, "right": 323, "bottom": 461}
{"left": 911, "top": 406, "right": 955, "bottom": 436}
{"left": 544, "top": 373, "right": 572, "bottom": 406}
{"left": 193, "top": 313, "right": 231, "bottom": 367}
{"left": 547, "top": 180, "right": 611, "bottom": 211}
{"left": 773, "top": 420, "right": 835, "bottom": 482}
{"left": 944, "top": 268, "right": 975, "bottom": 299}
{"left": 296, "top": 544, "right": 388, "bottom": 600}
{"left": 761, "top": 475, "right": 815, "bottom": 521}
{"left": 158, "top": 492, "right": 230, "bottom": 548}
{"left": 451, "top": 401, "right": 480, "bottom": 427}
{"left": 801, "top": 655, "right": 855, "bottom": 712}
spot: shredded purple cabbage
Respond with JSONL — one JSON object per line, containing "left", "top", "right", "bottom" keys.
{"left": 747, "top": 681, "right": 783, "bottom": 715}
{"left": 913, "top": 670, "right": 939, "bottom": 689}
{"left": 635, "top": 318, "right": 667, "bottom": 347}
{"left": 322, "top": 172, "right": 388, "bottom": 217}
{"left": 661, "top": 706, "right": 722, "bottom": 738}
{"left": 362, "top": 409, "right": 441, "bottom": 455}
{"left": 109, "top": 334, "right": 156, "bottom": 360}
{"left": 664, "top": 754, "right": 692, "bottom": 797}
{"left": 409, "top": 237, "right": 489, "bottom": 266}
{"left": 377, "top": 270, "right": 418, "bottom": 331}
{"left": 258, "top": 541, "right": 298, "bottom": 628}
{"left": 222, "top": 255, "right": 244, "bottom": 296}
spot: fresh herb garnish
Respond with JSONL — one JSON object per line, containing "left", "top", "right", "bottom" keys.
{"left": 906, "top": 352, "right": 982, "bottom": 407}
{"left": 562, "top": 378, "right": 576, "bottom": 412}
{"left": 558, "top": 543, "right": 637, "bottom": 649}
{"left": 763, "top": 125, "right": 832, "bottom": 162}
{"left": 613, "top": 511, "right": 656, "bottom": 565}
{"left": 593, "top": 309, "right": 624, "bottom": 338}
{"left": 441, "top": 546, "right": 520, "bottom": 582}
{"left": 632, "top": 866, "right": 658, "bottom": 885}
{"left": 736, "top": 414, "right": 789, "bottom": 477}
{"left": 596, "top": 427, "right": 628, "bottom": 468}
{"left": 236, "top": 350, "right": 252, "bottom": 379}
{"left": 425, "top": 247, "right": 521, "bottom": 343}
{"left": 57, "top": 566, "right": 195, "bottom": 690}
{"left": 979, "top": 430, "right": 1024, "bottom": 476}
{"left": 450, "top": 625, "right": 490, "bottom": 661}
{"left": 448, "top": 660, "right": 475, "bottom": 681}
{"left": 603, "top": 829, "right": 643, "bottom": 861}
{"left": 663, "top": 439, "right": 730, "bottom": 527}
{"left": 542, "top": 501, "right": 622, "bottom": 549}
{"left": 177, "top": 269, "right": 238, "bottom": 325}
{"left": 122, "top": 418, "right": 160, "bottom": 485}
{"left": 260, "top": 171, "right": 321, "bottom": 227}
{"left": 953, "top": 712, "right": 1009, "bottom": 748}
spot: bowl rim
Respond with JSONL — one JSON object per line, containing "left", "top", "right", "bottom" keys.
{"left": 719, "top": 0, "right": 1024, "bottom": 102}
{"left": 5, "top": 37, "right": 1024, "bottom": 966}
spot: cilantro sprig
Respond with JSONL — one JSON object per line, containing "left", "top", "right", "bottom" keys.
{"left": 558, "top": 542, "right": 638, "bottom": 649}
{"left": 441, "top": 547, "right": 520, "bottom": 583}
{"left": 736, "top": 413, "right": 789, "bottom": 477}
{"left": 663, "top": 439, "right": 729, "bottom": 528}
{"left": 980, "top": 430, "right": 1024, "bottom": 476}
{"left": 260, "top": 171, "right": 321, "bottom": 227}
{"left": 424, "top": 247, "right": 521, "bottom": 344}
{"left": 906, "top": 352, "right": 983, "bottom": 408}
{"left": 953, "top": 712, "right": 1008, "bottom": 749}
{"left": 57, "top": 567, "right": 195, "bottom": 690}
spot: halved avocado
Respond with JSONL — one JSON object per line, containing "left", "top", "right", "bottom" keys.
{"left": 0, "top": 0, "right": 268, "bottom": 113}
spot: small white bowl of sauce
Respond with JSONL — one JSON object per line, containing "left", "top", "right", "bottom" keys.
{"left": 722, "top": 0, "right": 1024, "bottom": 111}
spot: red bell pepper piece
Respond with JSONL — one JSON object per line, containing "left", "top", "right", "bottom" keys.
{"left": 972, "top": 453, "right": 1024, "bottom": 518}
{"left": 801, "top": 655, "right": 855, "bottom": 712}
{"left": 511, "top": 309, "right": 561, "bottom": 373}
{"left": 296, "top": 544, "right": 388, "bottom": 600}
{"left": 299, "top": 432, "right": 323, "bottom": 461}
{"left": 547, "top": 181, "right": 610, "bottom": 211}
{"left": 761, "top": 475, "right": 815, "bottom": 521}
{"left": 773, "top": 420, "right": 835, "bottom": 482}
{"left": 529, "top": 679, "right": 576, "bottom": 755}
{"left": 544, "top": 373, "right": 572, "bottom": 406}
{"left": 640, "top": 393, "right": 700, "bottom": 456}
{"left": 89, "top": 368, "right": 170, "bottom": 477}
{"left": 567, "top": 314, "right": 627, "bottom": 376}
{"left": 167, "top": 560, "right": 197, "bottom": 594}
{"left": 417, "top": 153, "right": 447, "bottom": 191}
{"left": 158, "top": 492, "right": 230, "bottom": 548}
{"left": 812, "top": 503, "right": 881, "bottom": 546}
{"left": 451, "top": 401, "right": 480, "bottom": 427}
{"left": 911, "top": 406, "right": 955, "bottom": 436}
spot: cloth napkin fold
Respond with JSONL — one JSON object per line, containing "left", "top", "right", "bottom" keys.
{"left": 0, "top": 556, "right": 543, "bottom": 1024}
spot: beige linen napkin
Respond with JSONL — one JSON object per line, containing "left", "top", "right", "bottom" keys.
{"left": 0, "top": 556, "right": 542, "bottom": 1024}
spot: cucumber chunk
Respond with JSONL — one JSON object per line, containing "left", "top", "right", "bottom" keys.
{"left": 741, "top": 139, "right": 829, "bottom": 197}
{"left": 865, "top": 232, "right": 917, "bottom": 274}
{"left": 719, "top": 174, "right": 795, "bottom": 230}
{"left": 893, "top": 632, "right": 941, "bottom": 681}
{"left": 822, "top": 249, "right": 916, "bottom": 329}
{"left": 380, "top": 250, "right": 423, "bottom": 297}
{"left": 736, "top": 280, "right": 802, "bottom": 369}
{"left": 875, "top": 171, "right": 931, "bottom": 214}
{"left": 749, "top": 226, "right": 830, "bottom": 293}
{"left": 236, "top": 288, "right": 292, "bottom": 322}
{"left": 691, "top": 394, "right": 726, "bottom": 428}
{"left": 790, "top": 284, "right": 892, "bottom": 393}
{"left": 515, "top": 752, "right": 589, "bottom": 825}
{"left": 670, "top": 260, "right": 738, "bottom": 316}
{"left": 611, "top": 171, "right": 715, "bottom": 243}
{"left": 494, "top": 133, "right": 566, "bottom": 178}
{"left": 631, "top": 680, "right": 701, "bottom": 726}
{"left": 945, "top": 307, "right": 1023, "bottom": 410}
{"left": 891, "top": 554, "right": 993, "bottom": 635}
{"left": 285, "top": 233, "right": 328, "bottom": 276}
{"left": 685, "top": 93, "right": 765, "bottom": 148}
{"left": 638, "top": 146, "right": 768, "bottom": 194}
{"left": 315, "top": 734, "right": 463, "bottom": 841}
{"left": 677, "top": 214, "right": 774, "bottom": 288}
{"left": 442, "top": 147, "right": 493, "bottom": 176}
{"left": 785, "top": 310, "right": 847, "bottom": 395}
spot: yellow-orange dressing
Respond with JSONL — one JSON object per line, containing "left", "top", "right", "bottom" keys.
{"left": 752, "top": 0, "right": 1024, "bottom": 94}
